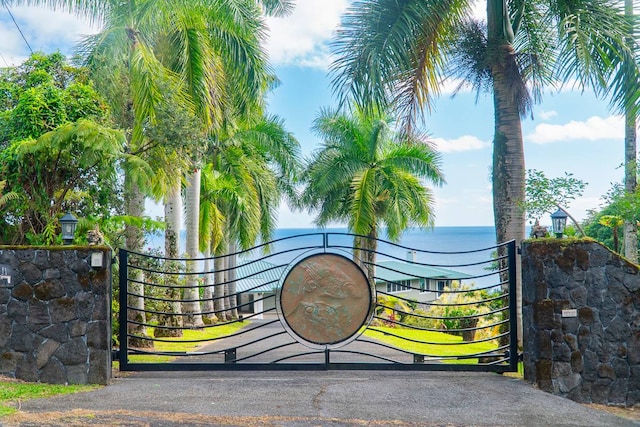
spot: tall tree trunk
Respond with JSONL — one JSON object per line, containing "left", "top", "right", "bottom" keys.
{"left": 364, "top": 228, "right": 377, "bottom": 285}
{"left": 214, "top": 248, "right": 228, "bottom": 322}
{"left": 624, "top": 114, "right": 637, "bottom": 262}
{"left": 227, "top": 241, "right": 239, "bottom": 319}
{"left": 488, "top": 0, "right": 526, "bottom": 348}
{"left": 491, "top": 75, "right": 526, "bottom": 348}
{"left": 624, "top": 0, "right": 638, "bottom": 263}
{"left": 183, "top": 168, "right": 204, "bottom": 327}
{"left": 353, "top": 236, "right": 364, "bottom": 271}
{"left": 202, "top": 245, "right": 217, "bottom": 322}
{"left": 124, "top": 172, "right": 152, "bottom": 347}
{"left": 155, "top": 184, "right": 183, "bottom": 337}
{"left": 165, "top": 183, "right": 182, "bottom": 257}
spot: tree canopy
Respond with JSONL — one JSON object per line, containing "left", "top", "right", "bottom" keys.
{"left": 0, "top": 52, "right": 125, "bottom": 245}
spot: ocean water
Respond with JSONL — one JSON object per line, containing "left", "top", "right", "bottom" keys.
{"left": 147, "top": 226, "right": 501, "bottom": 288}
{"left": 147, "top": 226, "right": 497, "bottom": 256}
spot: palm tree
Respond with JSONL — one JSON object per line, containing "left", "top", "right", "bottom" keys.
{"left": 144, "top": 96, "right": 203, "bottom": 335}
{"left": 622, "top": 0, "right": 638, "bottom": 262}
{"left": 330, "top": 0, "right": 637, "bottom": 343}
{"left": 199, "top": 147, "right": 268, "bottom": 322}
{"left": 11, "top": 0, "right": 293, "bottom": 338}
{"left": 199, "top": 114, "right": 301, "bottom": 320}
{"left": 161, "top": 0, "right": 293, "bottom": 326}
{"left": 600, "top": 215, "right": 625, "bottom": 253}
{"left": 199, "top": 163, "right": 227, "bottom": 322}
{"left": 300, "top": 106, "right": 445, "bottom": 280}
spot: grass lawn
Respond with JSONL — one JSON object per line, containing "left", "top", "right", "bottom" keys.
{"left": 121, "top": 322, "right": 247, "bottom": 364}
{"left": 0, "top": 380, "right": 98, "bottom": 417}
{"left": 0, "top": 323, "right": 247, "bottom": 417}
{"left": 364, "top": 326, "right": 499, "bottom": 364}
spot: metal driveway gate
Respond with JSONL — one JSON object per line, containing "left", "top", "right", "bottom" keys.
{"left": 118, "top": 232, "right": 518, "bottom": 372}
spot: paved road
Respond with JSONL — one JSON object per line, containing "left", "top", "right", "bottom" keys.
{"left": 6, "top": 319, "right": 638, "bottom": 426}
{"left": 182, "top": 318, "right": 422, "bottom": 365}
{"left": 7, "top": 369, "right": 639, "bottom": 427}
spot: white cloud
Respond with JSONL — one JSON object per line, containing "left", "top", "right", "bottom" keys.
{"left": 470, "top": 0, "right": 486, "bottom": 20}
{"left": 13, "top": 7, "right": 97, "bottom": 43}
{"left": 1, "top": 7, "right": 98, "bottom": 65}
{"left": 3, "top": 2, "right": 346, "bottom": 69}
{"left": 277, "top": 203, "right": 316, "bottom": 228}
{"left": 432, "top": 135, "right": 489, "bottom": 153}
{"left": 433, "top": 195, "right": 461, "bottom": 207}
{"left": 538, "top": 110, "right": 558, "bottom": 121}
{"left": 264, "top": 0, "right": 348, "bottom": 68}
{"left": 0, "top": 1, "right": 485, "bottom": 71}
{"left": 438, "top": 77, "right": 473, "bottom": 95}
{"left": 3, "top": 3, "right": 348, "bottom": 69}
{"left": 527, "top": 115, "right": 624, "bottom": 144}
{"left": 0, "top": 24, "right": 26, "bottom": 65}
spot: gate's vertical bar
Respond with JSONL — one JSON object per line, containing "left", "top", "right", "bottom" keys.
{"left": 118, "top": 249, "right": 129, "bottom": 370}
{"left": 323, "top": 233, "right": 328, "bottom": 252}
{"left": 507, "top": 240, "right": 518, "bottom": 371}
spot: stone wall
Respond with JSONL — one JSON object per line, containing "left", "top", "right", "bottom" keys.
{"left": 0, "top": 247, "right": 111, "bottom": 384}
{"left": 521, "top": 240, "right": 640, "bottom": 406}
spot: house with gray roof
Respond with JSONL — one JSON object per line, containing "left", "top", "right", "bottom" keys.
{"left": 235, "top": 259, "right": 285, "bottom": 318}
{"left": 374, "top": 251, "right": 472, "bottom": 303}
{"left": 235, "top": 252, "right": 471, "bottom": 317}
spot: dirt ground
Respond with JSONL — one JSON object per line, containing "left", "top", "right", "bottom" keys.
{"left": 587, "top": 404, "right": 640, "bottom": 422}
{"left": 2, "top": 404, "right": 639, "bottom": 426}
{"left": 3, "top": 410, "right": 429, "bottom": 427}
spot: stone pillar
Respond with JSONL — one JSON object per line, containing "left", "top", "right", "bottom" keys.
{"left": 0, "top": 247, "right": 112, "bottom": 384}
{"left": 521, "top": 240, "right": 640, "bottom": 407}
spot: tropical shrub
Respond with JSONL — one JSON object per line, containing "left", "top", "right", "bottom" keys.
{"left": 0, "top": 52, "right": 125, "bottom": 245}
{"left": 374, "top": 294, "right": 415, "bottom": 326}
{"left": 404, "top": 282, "right": 504, "bottom": 341}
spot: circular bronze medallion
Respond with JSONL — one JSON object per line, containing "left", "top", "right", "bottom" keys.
{"left": 279, "top": 253, "right": 372, "bottom": 346}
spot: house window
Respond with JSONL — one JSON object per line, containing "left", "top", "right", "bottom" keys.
{"left": 386, "top": 280, "right": 412, "bottom": 293}
{"left": 437, "top": 280, "right": 447, "bottom": 297}
{"left": 419, "top": 279, "right": 427, "bottom": 293}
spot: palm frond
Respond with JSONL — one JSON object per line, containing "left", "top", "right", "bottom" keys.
{"left": 448, "top": 19, "right": 493, "bottom": 100}
{"left": 301, "top": 105, "right": 443, "bottom": 240}
{"left": 331, "top": 0, "right": 472, "bottom": 132}
{"left": 258, "top": 0, "right": 294, "bottom": 17}
{"left": 551, "top": 0, "right": 630, "bottom": 96}
{"left": 129, "top": 39, "right": 176, "bottom": 146}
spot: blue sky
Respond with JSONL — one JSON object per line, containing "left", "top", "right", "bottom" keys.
{"left": 0, "top": 1, "right": 630, "bottom": 228}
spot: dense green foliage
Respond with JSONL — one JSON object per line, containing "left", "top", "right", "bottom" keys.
{"left": 583, "top": 183, "right": 640, "bottom": 253}
{"left": 399, "top": 283, "right": 505, "bottom": 341}
{"left": 0, "top": 52, "right": 107, "bottom": 145}
{"left": 0, "top": 53, "right": 126, "bottom": 245}
{"left": 523, "top": 169, "right": 587, "bottom": 223}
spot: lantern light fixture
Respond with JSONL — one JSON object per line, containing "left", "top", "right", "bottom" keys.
{"left": 550, "top": 208, "right": 568, "bottom": 239}
{"left": 60, "top": 212, "right": 78, "bottom": 245}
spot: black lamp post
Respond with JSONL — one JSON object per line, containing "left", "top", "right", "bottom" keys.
{"left": 550, "top": 208, "right": 568, "bottom": 238}
{"left": 60, "top": 213, "right": 78, "bottom": 245}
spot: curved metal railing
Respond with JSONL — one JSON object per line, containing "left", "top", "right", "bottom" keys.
{"left": 118, "top": 232, "right": 518, "bottom": 372}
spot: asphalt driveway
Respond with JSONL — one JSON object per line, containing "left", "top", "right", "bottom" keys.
{"left": 4, "top": 369, "right": 639, "bottom": 426}
{"left": 4, "top": 319, "right": 638, "bottom": 426}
